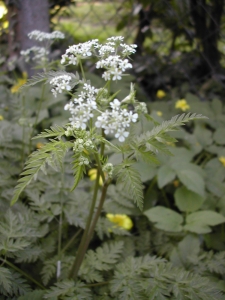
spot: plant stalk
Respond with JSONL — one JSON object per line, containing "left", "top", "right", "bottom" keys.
{"left": 68, "top": 166, "right": 101, "bottom": 279}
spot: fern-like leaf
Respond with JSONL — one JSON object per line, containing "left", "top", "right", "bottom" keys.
{"left": 33, "top": 125, "right": 66, "bottom": 140}
{"left": 44, "top": 280, "right": 92, "bottom": 299}
{"left": 114, "top": 160, "right": 144, "bottom": 210}
{"left": 0, "top": 267, "right": 12, "bottom": 295}
{"left": 71, "top": 164, "right": 86, "bottom": 191}
{"left": 11, "top": 140, "right": 72, "bottom": 205}
{"left": 138, "top": 113, "right": 206, "bottom": 144}
{"left": 21, "top": 70, "right": 79, "bottom": 89}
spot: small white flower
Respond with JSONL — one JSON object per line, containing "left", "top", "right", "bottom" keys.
{"left": 110, "top": 99, "right": 121, "bottom": 110}
{"left": 111, "top": 68, "right": 122, "bottom": 81}
{"left": 115, "top": 128, "right": 129, "bottom": 142}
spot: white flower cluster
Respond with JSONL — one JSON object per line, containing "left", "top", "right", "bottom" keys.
{"left": 61, "top": 39, "right": 99, "bottom": 65}
{"left": 60, "top": 36, "right": 137, "bottom": 81}
{"left": 95, "top": 99, "right": 138, "bottom": 142}
{"left": 102, "top": 163, "right": 114, "bottom": 178}
{"left": 78, "top": 156, "right": 89, "bottom": 166}
{"left": 73, "top": 138, "right": 94, "bottom": 153}
{"left": 28, "top": 30, "right": 65, "bottom": 41}
{"left": 50, "top": 75, "right": 72, "bottom": 97}
{"left": 96, "top": 55, "right": 132, "bottom": 81}
{"left": 64, "top": 83, "right": 99, "bottom": 129}
{"left": 20, "top": 46, "right": 49, "bottom": 62}
{"left": 135, "top": 102, "right": 148, "bottom": 114}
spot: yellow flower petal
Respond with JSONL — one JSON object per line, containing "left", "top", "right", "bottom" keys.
{"left": 156, "top": 111, "right": 163, "bottom": 116}
{"left": 219, "top": 156, "right": 225, "bottom": 167}
{"left": 0, "top": 115, "right": 4, "bottom": 121}
{"left": 36, "top": 142, "right": 44, "bottom": 149}
{"left": 106, "top": 214, "right": 133, "bottom": 230}
{"left": 11, "top": 73, "right": 28, "bottom": 93}
{"left": 88, "top": 168, "right": 103, "bottom": 186}
{"left": 156, "top": 90, "right": 166, "bottom": 99}
{"left": 175, "top": 99, "right": 190, "bottom": 111}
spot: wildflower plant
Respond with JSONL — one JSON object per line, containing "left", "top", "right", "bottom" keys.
{"left": 7, "top": 34, "right": 218, "bottom": 299}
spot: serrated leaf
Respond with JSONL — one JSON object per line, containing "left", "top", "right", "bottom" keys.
{"left": 11, "top": 140, "right": 71, "bottom": 205}
{"left": 114, "top": 160, "right": 144, "bottom": 210}
{"left": 33, "top": 125, "right": 66, "bottom": 140}
{"left": 0, "top": 267, "right": 12, "bottom": 294}
{"left": 144, "top": 206, "right": 183, "bottom": 232}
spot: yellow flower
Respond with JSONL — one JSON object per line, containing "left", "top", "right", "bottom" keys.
{"left": 175, "top": 99, "right": 190, "bottom": 111}
{"left": 219, "top": 156, "right": 225, "bottom": 167}
{"left": 156, "top": 111, "right": 163, "bottom": 116}
{"left": 11, "top": 72, "right": 27, "bottom": 93}
{"left": 106, "top": 214, "right": 133, "bottom": 230}
{"left": 88, "top": 168, "right": 104, "bottom": 186}
{"left": 156, "top": 90, "right": 166, "bottom": 99}
{"left": 0, "top": 1, "right": 7, "bottom": 19}
{"left": 36, "top": 142, "right": 44, "bottom": 149}
{"left": 0, "top": 115, "right": 4, "bottom": 121}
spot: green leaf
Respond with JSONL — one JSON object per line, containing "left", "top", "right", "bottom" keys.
{"left": 114, "top": 160, "right": 144, "bottom": 210}
{"left": 157, "top": 165, "right": 176, "bottom": 188}
{"left": 71, "top": 164, "right": 86, "bottom": 191}
{"left": 33, "top": 125, "right": 65, "bottom": 140}
{"left": 11, "top": 140, "right": 72, "bottom": 205}
{"left": 177, "top": 169, "right": 205, "bottom": 197}
{"left": 133, "top": 161, "right": 157, "bottom": 182}
{"left": 174, "top": 186, "right": 205, "bottom": 212}
{"left": 18, "top": 290, "right": 46, "bottom": 300}
{"left": 170, "top": 234, "right": 200, "bottom": 267}
{"left": 184, "top": 211, "right": 225, "bottom": 234}
{"left": 213, "top": 128, "right": 225, "bottom": 145}
{"left": 144, "top": 206, "right": 183, "bottom": 232}
{"left": 0, "top": 267, "right": 12, "bottom": 294}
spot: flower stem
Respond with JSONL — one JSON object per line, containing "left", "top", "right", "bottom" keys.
{"left": 68, "top": 163, "right": 101, "bottom": 279}
{"left": 79, "top": 60, "right": 85, "bottom": 80}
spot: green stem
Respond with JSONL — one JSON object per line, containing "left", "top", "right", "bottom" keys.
{"left": 86, "top": 179, "right": 111, "bottom": 246}
{"left": 0, "top": 258, "right": 45, "bottom": 290}
{"left": 71, "top": 178, "right": 111, "bottom": 281}
{"left": 60, "top": 228, "right": 82, "bottom": 255}
{"left": 29, "top": 85, "right": 46, "bottom": 152}
{"left": 79, "top": 60, "right": 85, "bottom": 80}
{"left": 21, "top": 95, "right": 26, "bottom": 166}
{"left": 68, "top": 165, "right": 101, "bottom": 279}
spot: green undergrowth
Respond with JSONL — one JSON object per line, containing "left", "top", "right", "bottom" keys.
{"left": 1, "top": 71, "right": 225, "bottom": 299}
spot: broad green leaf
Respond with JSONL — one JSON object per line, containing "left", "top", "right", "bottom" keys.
{"left": 144, "top": 206, "right": 183, "bottom": 232}
{"left": 157, "top": 165, "right": 176, "bottom": 188}
{"left": 213, "top": 128, "right": 225, "bottom": 145}
{"left": 184, "top": 210, "right": 225, "bottom": 234}
{"left": 170, "top": 234, "right": 200, "bottom": 267}
{"left": 133, "top": 161, "right": 157, "bottom": 182}
{"left": 174, "top": 186, "right": 205, "bottom": 212}
{"left": 177, "top": 169, "right": 205, "bottom": 197}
